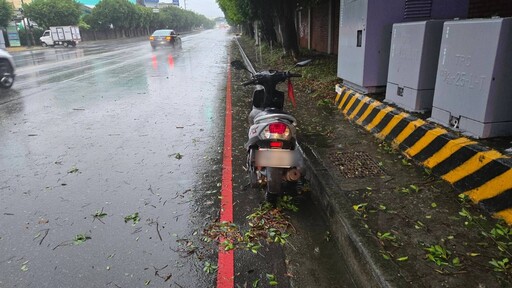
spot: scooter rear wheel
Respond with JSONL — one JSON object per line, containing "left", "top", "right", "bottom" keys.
{"left": 265, "top": 167, "right": 282, "bottom": 204}
{"left": 247, "top": 150, "right": 259, "bottom": 188}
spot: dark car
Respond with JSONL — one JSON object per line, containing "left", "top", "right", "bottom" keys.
{"left": 149, "top": 29, "right": 182, "bottom": 50}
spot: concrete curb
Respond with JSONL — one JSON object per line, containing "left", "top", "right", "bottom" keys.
{"left": 333, "top": 84, "right": 512, "bottom": 223}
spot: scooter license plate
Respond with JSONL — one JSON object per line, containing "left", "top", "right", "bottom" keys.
{"left": 255, "top": 149, "right": 295, "bottom": 168}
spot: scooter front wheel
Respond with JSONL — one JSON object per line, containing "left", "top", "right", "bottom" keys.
{"left": 265, "top": 167, "right": 282, "bottom": 204}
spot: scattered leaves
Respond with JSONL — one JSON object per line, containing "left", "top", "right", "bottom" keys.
{"left": 93, "top": 208, "right": 107, "bottom": 223}
{"left": 377, "top": 231, "right": 396, "bottom": 241}
{"left": 203, "top": 261, "right": 218, "bottom": 274}
{"left": 203, "top": 204, "right": 293, "bottom": 252}
{"left": 489, "top": 258, "right": 510, "bottom": 272}
{"left": 266, "top": 274, "right": 278, "bottom": 286}
{"left": 425, "top": 244, "right": 454, "bottom": 267}
{"left": 20, "top": 261, "right": 29, "bottom": 272}
{"left": 124, "top": 212, "right": 140, "bottom": 225}
{"left": 68, "top": 167, "right": 79, "bottom": 174}
{"left": 73, "top": 234, "right": 91, "bottom": 245}
{"left": 353, "top": 203, "right": 368, "bottom": 213}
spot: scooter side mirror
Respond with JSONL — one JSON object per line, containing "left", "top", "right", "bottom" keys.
{"left": 231, "top": 60, "right": 247, "bottom": 71}
{"left": 295, "top": 59, "right": 312, "bottom": 67}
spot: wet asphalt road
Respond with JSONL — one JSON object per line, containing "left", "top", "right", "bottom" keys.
{"left": 0, "top": 30, "right": 229, "bottom": 287}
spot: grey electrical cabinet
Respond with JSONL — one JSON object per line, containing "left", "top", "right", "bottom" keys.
{"left": 430, "top": 18, "right": 512, "bottom": 138}
{"left": 337, "top": 0, "right": 469, "bottom": 94}
{"left": 337, "top": 0, "right": 405, "bottom": 94}
{"left": 385, "top": 20, "right": 445, "bottom": 112}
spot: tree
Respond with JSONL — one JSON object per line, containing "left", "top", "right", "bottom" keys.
{"left": 23, "top": 0, "right": 81, "bottom": 29}
{"left": 92, "top": 0, "right": 136, "bottom": 37}
{"left": 217, "top": 0, "right": 300, "bottom": 58}
{"left": 156, "top": 6, "right": 214, "bottom": 32}
{"left": 134, "top": 5, "right": 155, "bottom": 35}
{"left": 0, "top": 0, "right": 13, "bottom": 28}
{"left": 251, "top": 0, "right": 277, "bottom": 45}
{"left": 274, "top": 0, "right": 299, "bottom": 58}
{"left": 216, "top": 0, "right": 250, "bottom": 25}
{"left": 76, "top": 0, "right": 215, "bottom": 36}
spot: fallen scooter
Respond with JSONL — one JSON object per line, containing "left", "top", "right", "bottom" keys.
{"left": 231, "top": 59, "right": 311, "bottom": 203}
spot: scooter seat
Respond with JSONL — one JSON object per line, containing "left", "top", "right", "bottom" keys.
{"left": 254, "top": 110, "right": 296, "bottom": 125}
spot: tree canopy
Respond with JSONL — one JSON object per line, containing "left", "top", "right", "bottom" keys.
{"left": 0, "top": 0, "right": 14, "bottom": 28}
{"left": 92, "top": 0, "right": 136, "bottom": 31}
{"left": 20, "top": 0, "right": 214, "bottom": 33}
{"left": 84, "top": 1, "right": 215, "bottom": 33}
{"left": 216, "top": 0, "right": 251, "bottom": 25}
{"left": 23, "top": 0, "right": 82, "bottom": 29}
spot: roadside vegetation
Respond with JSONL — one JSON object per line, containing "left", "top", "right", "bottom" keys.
{"left": 0, "top": 0, "right": 13, "bottom": 29}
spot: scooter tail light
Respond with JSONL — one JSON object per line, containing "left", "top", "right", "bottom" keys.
{"left": 270, "top": 141, "right": 283, "bottom": 148}
{"left": 263, "top": 122, "right": 290, "bottom": 139}
{"left": 269, "top": 122, "right": 287, "bottom": 134}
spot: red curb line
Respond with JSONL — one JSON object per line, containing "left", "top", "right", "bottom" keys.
{"left": 217, "top": 57, "right": 234, "bottom": 288}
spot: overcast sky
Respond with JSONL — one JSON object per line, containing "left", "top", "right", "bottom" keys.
{"left": 161, "top": 0, "right": 224, "bottom": 19}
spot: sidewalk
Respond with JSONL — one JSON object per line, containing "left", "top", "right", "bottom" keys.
{"left": 234, "top": 36, "right": 512, "bottom": 287}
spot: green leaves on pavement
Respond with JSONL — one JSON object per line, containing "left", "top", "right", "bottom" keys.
{"left": 124, "top": 212, "right": 140, "bottom": 225}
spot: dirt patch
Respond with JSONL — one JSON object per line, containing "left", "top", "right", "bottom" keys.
{"left": 234, "top": 35, "right": 512, "bottom": 287}
{"left": 330, "top": 151, "right": 386, "bottom": 178}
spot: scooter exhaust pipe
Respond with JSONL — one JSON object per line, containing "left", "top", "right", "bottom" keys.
{"left": 284, "top": 168, "right": 300, "bottom": 182}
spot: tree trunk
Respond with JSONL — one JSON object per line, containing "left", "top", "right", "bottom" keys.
{"left": 275, "top": 0, "right": 300, "bottom": 59}
{"left": 243, "top": 22, "right": 254, "bottom": 39}
{"left": 258, "top": 0, "right": 278, "bottom": 45}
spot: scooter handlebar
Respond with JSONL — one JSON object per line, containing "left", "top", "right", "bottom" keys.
{"left": 242, "top": 71, "right": 301, "bottom": 86}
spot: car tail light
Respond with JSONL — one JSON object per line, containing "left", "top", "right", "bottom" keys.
{"left": 166, "top": 36, "right": 172, "bottom": 40}
{"left": 149, "top": 36, "right": 154, "bottom": 40}
{"left": 262, "top": 122, "right": 290, "bottom": 140}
